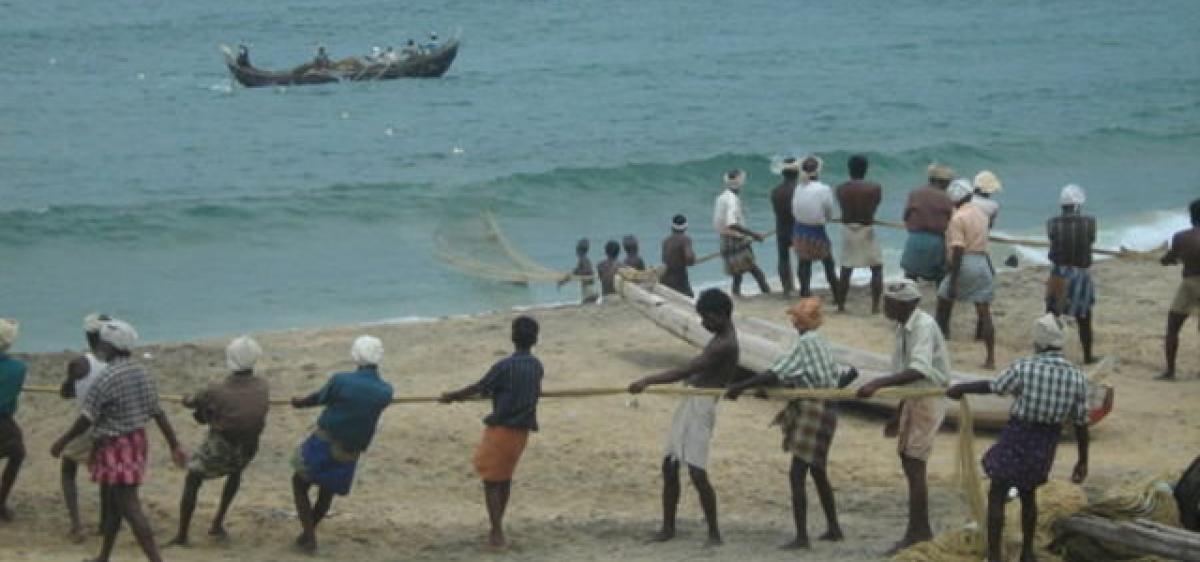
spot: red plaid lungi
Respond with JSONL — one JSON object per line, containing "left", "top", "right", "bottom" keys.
{"left": 90, "top": 428, "right": 148, "bottom": 486}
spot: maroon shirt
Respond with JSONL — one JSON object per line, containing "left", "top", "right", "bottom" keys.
{"left": 904, "top": 185, "right": 954, "bottom": 233}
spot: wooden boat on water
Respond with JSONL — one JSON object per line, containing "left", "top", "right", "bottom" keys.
{"left": 616, "top": 274, "right": 1114, "bottom": 429}
{"left": 220, "top": 40, "right": 460, "bottom": 88}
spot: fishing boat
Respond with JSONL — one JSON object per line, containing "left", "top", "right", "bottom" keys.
{"left": 616, "top": 274, "right": 1114, "bottom": 429}
{"left": 219, "top": 40, "right": 460, "bottom": 88}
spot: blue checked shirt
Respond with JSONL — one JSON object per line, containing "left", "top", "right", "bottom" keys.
{"left": 991, "top": 351, "right": 1089, "bottom": 426}
{"left": 768, "top": 331, "right": 839, "bottom": 389}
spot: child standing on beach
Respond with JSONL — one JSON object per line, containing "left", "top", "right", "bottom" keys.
{"left": 440, "top": 316, "right": 544, "bottom": 549}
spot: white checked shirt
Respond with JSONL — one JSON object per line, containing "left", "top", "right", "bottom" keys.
{"left": 769, "top": 331, "right": 839, "bottom": 389}
{"left": 991, "top": 351, "right": 1089, "bottom": 426}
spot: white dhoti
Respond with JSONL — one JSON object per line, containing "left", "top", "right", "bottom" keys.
{"left": 664, "top": 395, "right": 718, "bottom": 470}
{"left": 840, "top": 224, "right": 884, "bottom": 268}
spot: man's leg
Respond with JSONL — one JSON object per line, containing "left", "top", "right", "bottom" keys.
{"left": 292, "top": 473, "right": 318, "bottom": 553}
{"left": 778, "top": 238, "right": 795, "bottom": 297}
{"left": 1077, "top": 314, "right": 1096, "bottom": 364}
{"left": 210, "top": 470, "right": 242, "bottom": 539}
{"left": 731, "top": 273, "right": 744, "bottom": 297}
{"left": 686, "top": 464, "right": 721, "bottom": 546}
{"left": 113, "top": 485, "right": 164, "bottom": 562}
{"left": 936, "top": 297, "right": 954, "bottom": 338}
{"left": 839, "top": 267, "right": 854, "bottom": 310}
{"left": 89, "top": 484, "right": 121, "bottom": 562}
{"left": 887, "top": 454, "right": 933, "bottom": 554}
{"left": 313, "top": 486, "right": 334, "bottom": 524}
{"left": 870, "top": 265, "right": 884, "bottom": 314}
{"left": 986, "top": 480, "right": 1007, "bottom": 562}
{"left": 0, "top": 446, "right": 24, "bottom": 521}
{"left": 167, "top": 471, "right": 204, "bottom": 546}
{"left": 482, "top": 480, "right": 512, "bottom": 548}
{"left": 1162, "top": 312, "right": 1188, "bottom": 379}
{"left": 821, "top": 257, "right": 842, "bottom": 310}
{"left": 781, "top": 457, "right": 810, "bottom": 549}
{"left": 61, "top": 458, "right": 85, "bottom": 538}
{"left": 976, "top": 302, "right": 996, "bottom": 369}
{"left": 811, "top": 466, "right": 843, "bottom": 541}
{"left": 1018, "top": 487, "right": 1038, "bottom": 562}
{"left": 798, "top": 260, "right": 813, "bottom": 297}
{"left": 650, "top": 456, "right": 680, "bottom": 541}
{"left": 748, "top": 265, "right": 771, "bottom": 294}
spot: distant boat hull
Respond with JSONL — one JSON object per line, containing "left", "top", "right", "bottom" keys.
{"left": 221, "top": 41, "right": 460, "bottom": 88}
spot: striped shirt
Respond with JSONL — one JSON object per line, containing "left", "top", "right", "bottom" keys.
{"left": 768, "top": 331, "right": 839, "bottom": 389}
{"left": 80, "top": 356, "right": 164, "bottom": 438}
{"left": 478, "top": 350, "right": 543, "bottom": 431}
{"left": 1047, "top": 211, "right": 1096, "bottom": 268}
{"left": 991, "top": 351, "right": 1088, "bottom": 426}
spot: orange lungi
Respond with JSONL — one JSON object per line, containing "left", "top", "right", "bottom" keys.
{"left": 473, "top": 426, "right": 529, "bottom": 482}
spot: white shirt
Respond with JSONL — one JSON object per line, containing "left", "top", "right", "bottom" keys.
{"left": 713, "top": 189, "right": 746, "bottom": 236}
{"left": 891, "top": 309, "right": 952, "bottom": 388}
{"left": 791, "top": 180, "right": 834, "bottom": 226}
{"left": 75, "top": 351, "right": 107, "bottom": 408}
{"left": 971, "top": 197, "right": 999, "bottom": 226}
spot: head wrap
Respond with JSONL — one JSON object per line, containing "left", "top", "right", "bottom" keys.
{"left": 83, "top": 313, "right": 110, "bottom": 334}
{"left": 947, "top": 179, "right": 973, "bottom": 203}
{"left": 927, "top": 163, "right": 955, "bottom": 182}
{"left": 973, "top": 170, "right": 1002, "bottom": 194}
{"left": 1060, "top": 184, "right": 1086, "bottom": 206}
{"left": 801, "top": 155, "right": 823, "bottom": 179}
{"left": 622, "top": 234, "right": 639, "bottom": 252}
{"left": 351, "top": 335, "right": 384, "bottom": 366}
{"left": 226, "top": 336, "right": 263, "bottom": 371}
{"left": 724, "top": 169, "right": 745, "bottom": 190}
{"left": 883, "top": 279, "right": 921, "bottom": 302}
{"left": 786, "top": 297, "right": 824, "bottom": 330}
{"left": 98, "top": 320, "right": 138, "bottom": 351}
{"left": 780, "top": 157, "right": 801, "bottom": 174}
{"left": 671, "top": 214, "right": 688, "bottom": 232}
{"left": 1033, "top": 313, "right": 1065, "bottom": 349}
{"left": 0, "top": 319, "right": 19, "bottom": 352}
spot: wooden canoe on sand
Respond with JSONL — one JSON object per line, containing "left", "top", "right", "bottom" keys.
{"left": 616, "top": 275, "right": 1114, "bottom": 429}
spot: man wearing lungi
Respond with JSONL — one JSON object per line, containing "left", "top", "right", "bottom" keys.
{"left": 51, "top": 319, "right": 188, "bottom": 562}
{"left": 713, "top": 169, "right": 771, "bottom": 297}
{"left": 168, "top": 336, "right": 270, "bottom": 546}
{"left": 790, "top": 156, "right": 843, "bottom": 308}
{"left": 629, "top": 289, "right": 740, "bottom": 546}
{"left": 0, "top": 319, "right": 26, "bottom": 523}
{"left": 725, "top": 298, "right": 852, "bottom": 549}
{"left": 1160, "top": 198, "right": 1200, "bottom": 380}
{"left": 58, "top": 314, "right": 110, "bottom": 540}
{"left": 900, "top": 164, "right": 955, "bottom": 283}
{"left": 770, "top": 157, "right": 801, "bottom": 297}
{"left": 441, "top": 315, "right": 543, "bottom": 549}
{"left": 1046, "top": 184, "right": 1100, "bottom": 365}
{"left": 836, "top": 154, "right": 885, "bottom": 314}
{"left": 857, "top": 280, "right": 952, "bottom": 555}
{"left": 947, "top": 313, "right": 1090, "bottom": 562}
{"left": 660, "top": 214, "right": 697, "bottom": 297}
{"left": 936, "top": 179, "right": 997, "bottom": 369}
{"left": 290, "top": 336, "right": 393, "bottom": 553}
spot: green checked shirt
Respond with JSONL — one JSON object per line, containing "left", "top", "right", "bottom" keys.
{"left": 991, "top": 350, "right": 1089, "bottom": 426}
{"left": 769, "top": 331, "right": 839, "bottom": 389}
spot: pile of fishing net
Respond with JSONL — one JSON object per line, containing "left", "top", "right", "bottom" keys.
{"left": 893, "top": 473, "right": 1183, "bottom": 562}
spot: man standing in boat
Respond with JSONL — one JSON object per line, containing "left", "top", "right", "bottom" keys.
{"left": 1160, "top": 198, "right": 1200, "bottom": 380}
{"left": 714, "top": 169, "right": 771, "bottom": 297}
{"left": 313, "top": 45, "right": 331, "bottom": 70}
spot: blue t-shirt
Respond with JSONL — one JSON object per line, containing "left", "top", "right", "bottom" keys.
{"left": 0, "top": 354, "right": 27, "bottom": 416}
{"left": 314, "top": 367, "right": 394, "bottom": 452}
{"left": 477, "top": 351, "right": 543, "bottom": 431}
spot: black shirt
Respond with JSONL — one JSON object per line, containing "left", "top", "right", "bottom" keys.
{"left": 477, "top": 351, "right": 543, "bottom": 430}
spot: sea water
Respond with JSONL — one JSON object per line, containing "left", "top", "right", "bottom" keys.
{"left": 2, "top": 0, "right": 1198, "bottom": 350}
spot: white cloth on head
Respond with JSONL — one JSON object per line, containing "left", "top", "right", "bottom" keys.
{"left": 791, "top": 180, "right": 835, "bottom": 226}
{"left": 780, "top": 158, "right": 800, "bottom": 173}
{"left": 947, "top": 179, "right": 973, "bottom": 203}
{"left": 664, "top": 395, "right": 718, "bottom": 470}
{"left": 0, "top": 319, "right": 19, "bottom": 351}
{"left": 724, "top": 169, "right": 745, "bottom": 190}
{"left": 83, "top": 313, "right": 108, "bottom": 333}
{"left": 1060, "top": 184, "right": 1086, "bottom": 206}
{"left": 226, "top": 336, "right": 263, "bottom": 371}
{"left": 98, "top": 320, "right": 138, "bottom": 351}
{"left": 351, "top": 335, "right": 384, "bottom": 366}
{"left": 884, "top": 278, "right": 922, "bottom": 302}
{"left": 973, "top": 170, "right": 1002, "bottom": 194}
{"left": 713, "top": 189, "right": 746, "bottom": 236}
{"left": 1034, "top": 313, "right": 1066, "bottom": 348}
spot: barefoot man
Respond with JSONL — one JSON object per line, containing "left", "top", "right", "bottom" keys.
{"left": 168, "top": 336, "right": 270, "bottom": 546}
{"left": 791, "top": 156, "right": 842, "bottom": 307}
{"left": 0, "top": 319, "right": 26, "bottom": 523}
{"left": 51, "top": 319, "right": 188, "bottom": 562}
{"left": 58, "top": 313, "right": 110, "bottom": 540}
{"left": 725, "top": 298, "right": 849, "bottom": 549}
{"left": 1046, "top": 184, "right": 1099, "bottom": 364}
{"left": 558, "top": 238, "right": 598, "bottom": 304}
{"left": 440, "top": 315, "right": 543, "bottom": 549}
{"left": 947, "top": 313, "right": 1090, "bottom": 562}
{"left": 901, "top": 164, "right": 955, "bottom": 283}
{"left": 856, "top": 280, "right": 951, "bottom": 554}
{"left": 936, "top": 179, "right": 997, "bottom": 369}
{"left": 661, "top": 214, "right": 697, "bottom": 297}
{"left": 1160, "top": 198, "right": 1200, "bottom": 380}
{"left": 289, "top": 336, "right": 393, "bottom": 553}
{"left": 836, "top": 154, "right": 885, "bottom": 313}
{"left": 629, "top": 288, "right": 739, "bottom": 546}
{"left": 771, "top": 157, "right": 801, "bottom": 296}
{"left": 714, "top": 169, "right": 771, "bottom": 297}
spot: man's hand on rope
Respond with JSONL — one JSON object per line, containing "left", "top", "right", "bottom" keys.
{"left": 627, "top": 379, "right": 648, "bottom": 394}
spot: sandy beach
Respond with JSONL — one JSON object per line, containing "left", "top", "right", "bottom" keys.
{"left": 1, "top": 257, "right": 1197, "bottom": 562}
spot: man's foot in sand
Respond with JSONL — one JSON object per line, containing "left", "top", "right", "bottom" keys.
{"left": 164, "top": 535, "right": 190, "bottom": 548}
{"left": 486, "top": 530, "right": 508, "bottom": 550}
{"left": 209, "top": 525, "right": 229, "bottom": 542}
{"left": 818, "top": 528, "right": 844, "bottom": 542}
{"left": 884, "top": 535, "right": 932, "bottom": 556}
{"left": 1155, "top": 371, "right": 1176, "bottom": 381}
{"left": 68, "top": 526, "right": 88, "bottom": 544}
{"left": 703, "top": 534, "right": 723, "bottom": 547}
{"left": 0, "top": 506, "right": 12, "bottom": 522}
{"left": 1083, "top": 355, "right": 1101, "bottom": 365}
{"left": 982, "top": 360, "right": 996, "bottom": 370}
{"left": 779, "top": 537, "right": 810, "bottom": 550}
{"left": 644, "top": 528, "right": 675, "bottom": 543}
{"left": 294, "top": 533, "right": 317, "bottom": 554}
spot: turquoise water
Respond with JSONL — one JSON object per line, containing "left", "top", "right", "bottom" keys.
{"left": 2, "top": 0, "right": 1198, "bottom": 350}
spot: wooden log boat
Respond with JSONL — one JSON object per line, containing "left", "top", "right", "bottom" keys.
{"left": 615, "top": 274, "right": 1114, "bottom": 430}
{"left": 220, "top": 40, "right": 460, "bottom": 88}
